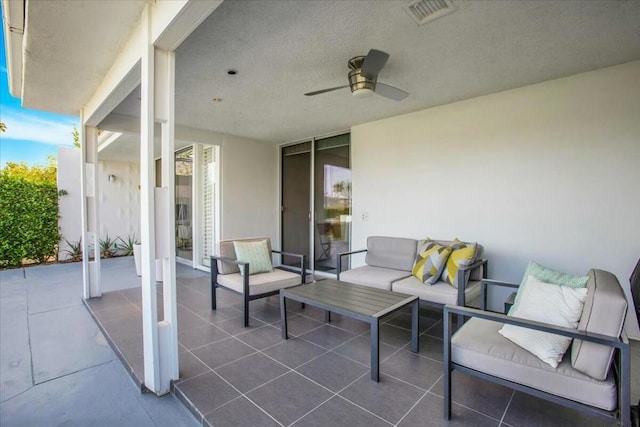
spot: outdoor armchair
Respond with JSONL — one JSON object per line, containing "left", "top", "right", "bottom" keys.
{"left": 211, "top": 237, "right": 306, "bottom": 327}
{"left": 444, "top": 270, "right": 631, "bottom": 426}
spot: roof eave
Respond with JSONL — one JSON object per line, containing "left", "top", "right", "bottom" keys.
{"left": 2, "top": 0, "right": 25, "bottom": 100}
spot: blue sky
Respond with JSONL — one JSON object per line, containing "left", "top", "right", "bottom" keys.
{"left": 0, "top": 14, "right": 79, "bottom": 167}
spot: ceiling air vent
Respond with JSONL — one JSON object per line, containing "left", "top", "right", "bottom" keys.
{"left": 403, "top": 0, "right": 456, "bottom": 26}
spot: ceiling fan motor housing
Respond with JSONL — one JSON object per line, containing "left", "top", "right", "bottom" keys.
{"left": 348, "top": 57, "right": 376, "bottom": 95}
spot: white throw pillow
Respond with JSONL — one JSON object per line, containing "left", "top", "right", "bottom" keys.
{"left": 499, "top": 275, "right": 588, "bottom": 368}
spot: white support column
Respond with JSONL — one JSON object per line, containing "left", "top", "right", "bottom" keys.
{"left": 156, "top": 47, "right": 179, "bottom": 385}
{"left": 80, "top": 110, "right": 101, "bottom": 299}
{"left": 140, "top": 4, "right": 161, "bottom": 393}
{"left": 140, "top": 5, "right": 179, "bottom": 395}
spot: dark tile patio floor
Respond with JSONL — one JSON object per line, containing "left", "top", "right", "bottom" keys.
{"left": 86, "top": 264, "right": 640, "bottom": 427}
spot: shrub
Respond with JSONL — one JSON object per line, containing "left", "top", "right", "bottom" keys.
{"left": 99, "top": 234, "right": 117, "bottom": 258}
{"left": 0, "top": 174, "right": 60, "bottom": 267}
{"left": 116, "top": 234, "right": 139, "bottom": 256}
{"left": 62, "top": 238, "right": 83, "bottom": 262}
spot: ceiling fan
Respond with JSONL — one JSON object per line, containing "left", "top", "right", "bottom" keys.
{"left": 305, "top": 49, "right": 409, "bottom": 101}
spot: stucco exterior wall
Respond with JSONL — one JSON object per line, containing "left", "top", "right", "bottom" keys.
{"left": 57, "top": 147, "right": 141, "bottom": 260}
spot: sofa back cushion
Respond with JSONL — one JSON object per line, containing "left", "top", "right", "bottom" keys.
{"left": 571, "top": 269, "right": 628, "bottom": 380}
{"left": 218, "top": 237, "right": 273, "bottom": 274}
{"left": 365, "top": 236, "right": 418, "bottom": 271}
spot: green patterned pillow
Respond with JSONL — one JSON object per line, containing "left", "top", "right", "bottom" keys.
{"left": 233, "top": 240, "right": 273, "bottom": 276}
{"left": 412, "top": 240, "right": 453, "bottom": 285}
{"left": 509, "top": 261, "right": 589, "bottom": 315}
{"left": 441, "top": 239, "right": 478, "bottom": 288}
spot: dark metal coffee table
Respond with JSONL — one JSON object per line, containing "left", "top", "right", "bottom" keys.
{"left": 280, "top": 279, "right": 419, "bottom": 381}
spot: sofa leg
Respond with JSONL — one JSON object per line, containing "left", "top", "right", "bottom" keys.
{"left": 244, "top": 297, "right": 250, "bottom": 327}
{"left": 443, "top": 309, "right": 452, "bottom": 420}
{"left": 211, "top": 284, "right": 217, "bottom": 310}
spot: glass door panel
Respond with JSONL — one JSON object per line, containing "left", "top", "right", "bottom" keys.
{"left": 175, "top": 147, "right": 193, "bottom": 261}
{"left": 281, "top": 142, "right": 311, "bottom": 270}
{"left": 200, "top": 146, "right": 217, "bottom": 268}
{"left": 314, "top": 134, "right": 351, "bottom": 274}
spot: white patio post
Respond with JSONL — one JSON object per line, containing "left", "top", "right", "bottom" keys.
{"left": 139, "top": 4, "right": 179, "bottom": 395}
{"left": 80, "top": 111, "right": 101, "bottom": 299}
{"left": 157, "top": 47, "right": 179, "bottom": 384}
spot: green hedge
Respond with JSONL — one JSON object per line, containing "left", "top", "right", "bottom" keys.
{"left": 0, "top": 175, "right": 60, "bottom": 267}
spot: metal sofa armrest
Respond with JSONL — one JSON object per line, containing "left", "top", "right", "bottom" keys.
{"left": 210, "top": 255, "right": 249, "bottom": 294}
{"left": 443, "top": 305, "right": 628, "bottom": 349}
{"left": 479, "top": 277, "right": 519, "bottom": 311}
{"left": 211, "top": 255, "right": 247, "bottom": 266}
{"left": 337, "top": 249, "right": 367, "bottom": 280}
{"left": 271, "top": 250, "right": 307, "bottom": 284}
{"left": 459, "top": 258, "right": 488, "bottom": 272}
{"left": 455, "top": 259, "right": 488, "bottom": 308}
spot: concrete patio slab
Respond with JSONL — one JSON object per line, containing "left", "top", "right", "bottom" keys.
{"left": 30, "top": 304, "right": 114, "bottom": 384}
{"left": 0, "top": 360, "right": 194, "bottom": 427}
{"left": 0, "top": 281, "right": 31, "bottom": 402}
{"left": 0, "top": 259, "right": 198, "bottom": 426}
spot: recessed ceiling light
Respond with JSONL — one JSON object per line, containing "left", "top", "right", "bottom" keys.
{"left": 212, "top": 98, "right": 223, "bottom": 103}
{"left": 227, "top": 69, "right": 238, "bottom": 75}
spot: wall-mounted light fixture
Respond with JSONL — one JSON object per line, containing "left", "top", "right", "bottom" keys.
{"left": 108, "top": 174, "right": 116, "bottom": 182}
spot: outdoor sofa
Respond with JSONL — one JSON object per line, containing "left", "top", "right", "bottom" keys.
{"left": 337, "top": 236, "right": 487, "bottom": 308}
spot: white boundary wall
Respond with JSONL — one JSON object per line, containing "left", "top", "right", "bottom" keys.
{"left": 58, "top": 146, "right": 141, "bottom": 259}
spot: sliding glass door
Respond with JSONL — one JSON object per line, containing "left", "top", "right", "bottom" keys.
{"left": 281, "top": 134, "right": 351, "bottom": 274}
{"left": 175, "top": 148, "right": 193, "bottom": 262}
{"left": 174, "top": 144, "right": 219, "bottom": 269}
{"left": 314, "top": 134, "right": 351, "bottom": 274}
{"left": 281, "top": 142, "right": 311, "bottom": 270}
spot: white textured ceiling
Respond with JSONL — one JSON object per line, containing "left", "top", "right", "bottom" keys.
{"left": 21, "top": 0, "right": 146, "bottom": 115}
{"left": 16, "top": 0, "right": 640, "bottom": 146}
{"left": 107, "top": 0, "right": 640, "bottom": 144}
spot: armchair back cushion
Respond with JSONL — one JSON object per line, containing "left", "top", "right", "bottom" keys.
{"left": 571, "top": 269, "right": 628, "bottom": 380}
{"left": 365, "top": 236, "right": 417, "bottom": 271}
{"left": 218, "top": 237, "right": 273, "bottom": 274}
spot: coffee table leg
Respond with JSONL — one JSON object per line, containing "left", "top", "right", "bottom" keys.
{"left": 411, "top": 299, "right": 419, "bottom": 353}
{"left": 280, "top": 292, "right": 288, "bottom": 339}
{"left": 371, "top": 319, "right": 380, "bottom": 382}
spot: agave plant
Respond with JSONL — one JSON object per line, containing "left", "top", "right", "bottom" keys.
{"left": 99, "top": 234, "right": 117, "bottom": 258}
{"left": 116, "top": 234, "right": 139, "bottom": 256}
{"left": 63, "top": 238, "right": 83, "bottom": 262}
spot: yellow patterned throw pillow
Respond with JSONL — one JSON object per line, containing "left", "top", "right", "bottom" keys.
{"left": 441, "top": 238, "right": 478, "bottom": 288}
{"left": 412, "top": 239, "right": 453, "bottom": 285}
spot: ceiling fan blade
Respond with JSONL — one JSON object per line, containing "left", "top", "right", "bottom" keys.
{"left": 361, "top": 49, "right": 389, "bottom": 79}
{"left": 375, "top": 82, "right": 409, "bottom": 101}
{"left": 304, "top": 85, "right": 349, "bottom": 96}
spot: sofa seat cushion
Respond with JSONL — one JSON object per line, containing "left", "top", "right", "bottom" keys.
{"left": 339, "top": 266, "right": 411, "bottom": 291}
{"left": 217, "top": 268, "right": 301, "bottom": 296}
{"left": 452, "top": 318, "right": 616, "bottom": 411}
{"left": 392, "top": 276, "right": 481, "bottom": 305}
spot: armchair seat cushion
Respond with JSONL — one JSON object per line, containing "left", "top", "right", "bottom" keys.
{"left": 451, "top": 317, "right": 617, "bottom": 411}
{"left": 217, "top": 269, "right": 301, "bottom": 296}
{"left": 339, "top": 265, "right": 411, "bottom": 290}
{"left": 392, "top": 276, "right": 481, "bottom": 305}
